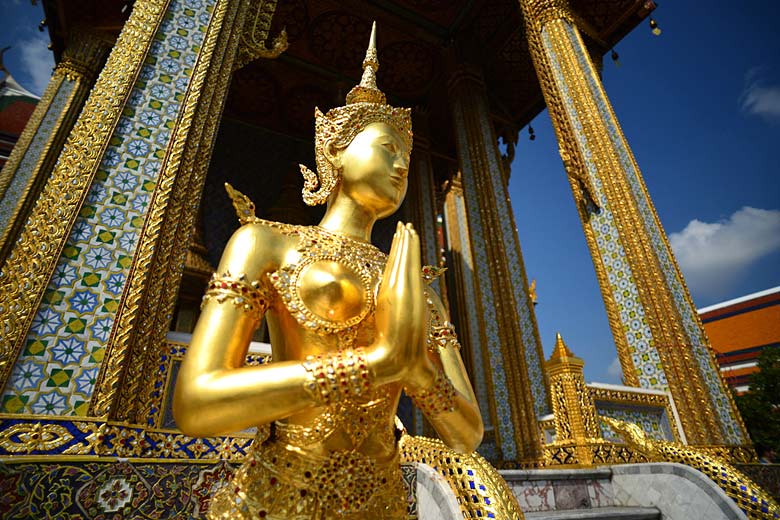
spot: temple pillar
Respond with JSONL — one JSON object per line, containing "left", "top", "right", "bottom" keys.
{"left": 545, "top": 333, "right": 600, "bottom": 465}
{"left": 446, "top": 68, "right": 547, "bottom": 465}
{"left": 0, "top": 0, "right": 250, "bottom": 421}
{"left": 519, "top": 0, "right": 748, "bottom": 445}
{"left": 406, "top": 130, "right": 441, "bottom": 437}
{"left": 0, "top": 31, "right": 111, "bottom": 263}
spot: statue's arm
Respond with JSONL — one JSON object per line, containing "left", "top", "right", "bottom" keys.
{"left": 408, "top": 288, "right": 484, "bottom": 453}
{"left": 173, "top": 223, "right": 317, "bottom": 436}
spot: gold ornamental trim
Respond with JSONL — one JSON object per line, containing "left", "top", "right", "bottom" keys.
{"left": 126, "top": 1, "right": 248, "bottom": 425}
{"left": 0, "top": 33, "right": 111, "bottom": 262}
{"left": 90, "top": 0, "right": 238, "bottom": 419}
{"left": 0, "top": 75, "right": 63, "bottom": 202}
{"left": 0, "top": 0, "right": 173, "bottom": 391}
{"left": 400, "top": 435, "right": 526, "bottom": 519}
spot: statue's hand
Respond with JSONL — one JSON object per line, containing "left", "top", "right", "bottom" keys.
{"left": 371, "top": 222, "right": 429, "bottom": 382}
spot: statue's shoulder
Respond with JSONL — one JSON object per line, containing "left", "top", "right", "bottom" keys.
{"left": 223, "top": 182, "right": 300, "bottom": 238}
{"left": 219, "top": 183, "right": 302, "bottom": 276}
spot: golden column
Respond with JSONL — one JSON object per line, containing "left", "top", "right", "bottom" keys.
{"left": 447, "top": 67, "right": 547, "bottom": 465}
{"left": 404, "top": 124, "right": 446, "bottom": 436}
{"left": 545, "top": 333, "right": 600, "bottom": 465}
{"left": 0, "top": 31, "right": 111, "bottom": 262}
{"left": 0, "top": 0, "right": 249, "bottom": 419}
{"left": 519, "top": 0, "right": 748, "bottom": 445}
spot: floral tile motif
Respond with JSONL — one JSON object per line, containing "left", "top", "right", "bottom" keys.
{"left": 541, "top": 28, "right": 667, "bottom": 392}
{"left": 562, "top": 22, "right": 742, "bottom": 443}
{"left": 2, "top": 0, "right": 216, "bottom": 416}
{"left": 0, "top": 79, "right": 76, "bottom": 237}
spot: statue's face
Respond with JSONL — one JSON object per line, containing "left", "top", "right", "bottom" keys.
{"left": 335, "top": 122, "right": 410, "bottom": 218}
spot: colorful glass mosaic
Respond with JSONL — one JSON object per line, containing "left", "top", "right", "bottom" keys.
{"left": 452, "top": 104, "right": 517, "bottom": 461}
{"left": 1, "top": 0, "right": 216, "bottom": 417}
{"left": 541, "top": 28, "right": 667, "bottom": 391}
{"left": 474, "top": 96, "right": 548, "bottom": 418}
{"left": 445, "top": 191, "right": 494, "bottom": 432}
{"left": 0, "top": 79, "right": 76, "bottom": 238}
{"left": 0, "top": 457, "right": 419, "bottom": 519}
{"left": 562, "top": 22, "right": 743, "bottom": 443}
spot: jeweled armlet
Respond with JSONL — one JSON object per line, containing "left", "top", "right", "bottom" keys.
{"left": 201, "top": 271, "right": 270, "bottom": 320}
{"left": 302, "top": 348, "right": 372, "bottom": 406}
{"left": 407, "top": 370, "right": 457, "bottom": 417}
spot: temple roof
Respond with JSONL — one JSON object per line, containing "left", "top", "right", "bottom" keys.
{"left": 41, "top": 0, "right": 654, "bottom": 168}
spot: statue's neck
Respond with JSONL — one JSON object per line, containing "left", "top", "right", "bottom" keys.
{"left": 317, "top": 196, "right": 375, "bottom": 243}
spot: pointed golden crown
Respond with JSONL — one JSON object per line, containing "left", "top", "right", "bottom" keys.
{"left": 300, "top": 22, "right": 413, "bottom": 206}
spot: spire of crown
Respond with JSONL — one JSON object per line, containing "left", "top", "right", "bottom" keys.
{"left": 345, "top": 22, "right": 387, "bottom": 105}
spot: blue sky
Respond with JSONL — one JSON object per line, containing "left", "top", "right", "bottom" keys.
{"left": 2, "top": 2, "right": 779, "bottom": 385}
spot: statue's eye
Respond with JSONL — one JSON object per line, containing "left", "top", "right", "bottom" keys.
{"left": 382, "top": 142, "right": 396, "bottom": 153}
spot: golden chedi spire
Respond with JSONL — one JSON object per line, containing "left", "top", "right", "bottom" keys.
{"left": 345, "top": 22, "right": 385, "bottom": 105}
{"left": 548, "top": 332, "right": 581, "bottom": 367}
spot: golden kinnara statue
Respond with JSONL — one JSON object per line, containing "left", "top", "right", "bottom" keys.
{"left": 174, "top": 23, "right": 483, "bottom": 519}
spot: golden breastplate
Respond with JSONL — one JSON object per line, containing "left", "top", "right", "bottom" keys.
{"left": 268, "top": 226, "right": 386, "bottom": 336}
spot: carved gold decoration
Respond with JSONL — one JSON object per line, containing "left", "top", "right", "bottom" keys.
{"left": 400, "top": 435, "right": 526, "bottom": 519}
{"left": 407, "top": 370, "right": 457, "bottom": 417}
{"left": 0, "top": 422, "right": 74, "bottom": 453}
{"left": 604, "top": 417, "right": 779, "bottom": 520}
{"left": 202, "top": 272, "right": 270, "bottom": 321}
{"left": 0, "top": 414, "right": 255, "bottom": 460}
{"left": 233, "top": 0, "right": 288, "bottom": 71}
{"left": 117, "top": 0, "right": 250, "bottom": 425}
{"left": 0, "top": 0, "right": 170, "bottom": 390}
{"left": 57, "top": 30, "right": 114, "bottom": 82}
{"left": 89, "top": 0, "right": 241, "bottom": 421}
{"left": 543, "top": 439, "right": 648, "bottom": 466}
{"left": 302, "top": 347, "right": 372, "bottom": 405}
{"left": 544, "top": 334, "right": 602, "bottom": 465}
{"left": 226, "top": 181, "right": 261, "bottom": 224}
{"left": 208, "top": 429, "right": 407, "bottom": 519}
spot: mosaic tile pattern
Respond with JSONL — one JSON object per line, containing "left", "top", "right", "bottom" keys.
{"left": 474, "top": 95, "right": 548, "bottom": 417}
{"left": 562, "top": 23, "right": 743, "bottom": 443}
{"left": 597, "top": 404, "right": 674, "bottom": 442}
{"left": 452, "top": 104, "right": 517, "bottom": 460}
{"left": 2, "top": 0, "right": 216, "bottom": 416}
{"left": 0, "top": 79, "right": 76, "bottom": 238}
{"left": 445, "top": 192, "right": 494, "bottom": 432}
{"left": 541, "top": 28, "right": 667, "bottom": 391}
{"left": 0, "top": 459, "right": 420, "bottom": 520}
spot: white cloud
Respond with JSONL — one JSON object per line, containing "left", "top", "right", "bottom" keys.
{"left": 669, "top": 207, "right": 780, "bottom": 298}
{"left": 740, "top": 68, "right": 780, "bottom": 122}
{"left": 16, "top": 35, "right": 54, "bottom": 96}
{"left": 742, "top": 84, "right": 780, "bottom": 120}
{"left": 606, "top": 357, "right": 623, "bottom": 384}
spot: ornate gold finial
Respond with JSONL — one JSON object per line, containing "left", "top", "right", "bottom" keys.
{"left": 225, "top": 183, "right": 260, "bottom": 225}
{"left": 549, "top": 332, "right": 576, "bottom": 362}
{"left": 300, "top": 22, "right": 412, "bottom": 206}
{"left": 529, "top": 279, "right": 538, "bottom": 304}
{"left": 345, "top": 22, "right": 385, "bottom": 105}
